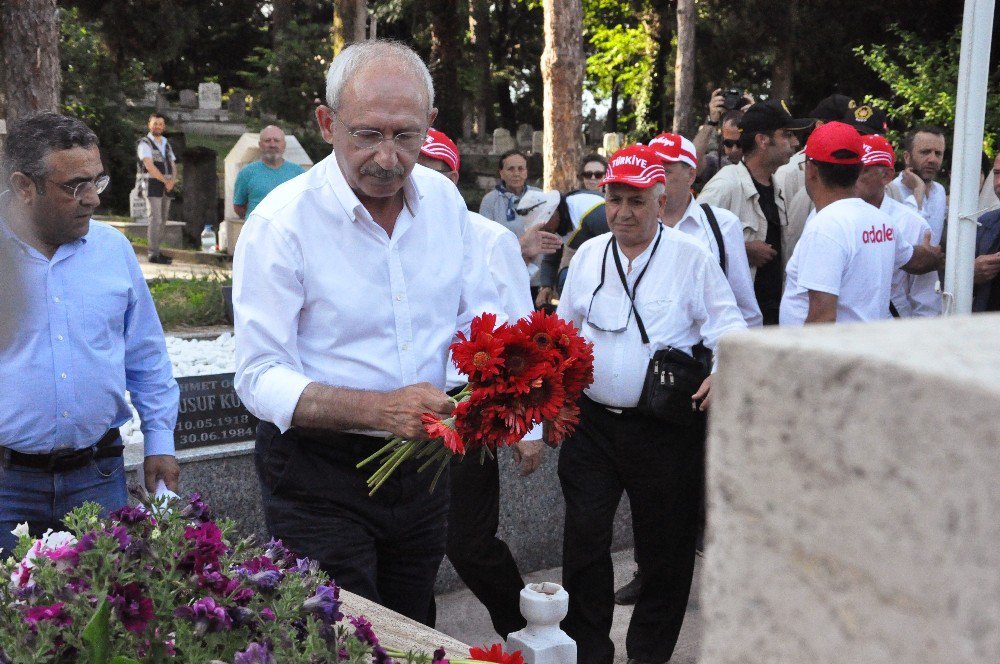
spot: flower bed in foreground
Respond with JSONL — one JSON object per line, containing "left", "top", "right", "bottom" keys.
{"left": 0, "top": 490, "right": 520, "bottom": 664}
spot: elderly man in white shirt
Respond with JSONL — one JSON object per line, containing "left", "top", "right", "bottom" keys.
{"left": 855, "top": 134, "right": 942, "bottom": 317}
{"left": 233, "top": 41, "right": 501, "bottom": 626}
{"left": 556, "top": 144, "right": 746, "bottom": 664}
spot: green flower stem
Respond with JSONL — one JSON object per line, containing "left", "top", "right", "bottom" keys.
{"left": 367, "top": 439, "right": 424, "bottom": 495}
{"left": 356, "top": 437, "right": 404, "bottom": 470}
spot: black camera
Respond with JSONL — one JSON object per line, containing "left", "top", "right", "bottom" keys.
{"left": 722, "top": 88, "right": 744, "bottom": 111}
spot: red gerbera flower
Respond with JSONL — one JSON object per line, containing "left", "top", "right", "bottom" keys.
{"left": 547, "top": 400, "right": 582, "bottom": 446}
{"left": 469, "top": 643, "right": 524, "bottom": 664}
{"left": 421, "top": 413, "right": 465, "bottom": 454}
{"left": 522, "top": 366, "right": 566, "bottom": 423}
{"left": 454, "top": 394, "right": 525, "bottom": 452}
{"left": 516, "top": 310, "right": 565, "bottom": 361}
{"left": 497, "top": 336, "right": 548, "bottom": 393}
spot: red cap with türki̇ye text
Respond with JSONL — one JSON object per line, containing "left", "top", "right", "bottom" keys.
{"left": 804, "top": 121, "right": 863, "bottom": 165}
{"left": 600, "top": 145, "right": 666, "bottom": 188}
{"left": 648, "top": 132, "right": 698, "bottom": 168}
{"left": 420, "top": 128, "right": 460, "bottom": 172}
{"left": 859, "top": 134, "right": 896, "bottom": 168}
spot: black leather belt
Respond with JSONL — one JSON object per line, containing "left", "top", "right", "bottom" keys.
{"left": 1, "top": 428, "right": 123, "bottom": 472}
{"left": 583, "top": 394, "right": 638, "bottom": 416}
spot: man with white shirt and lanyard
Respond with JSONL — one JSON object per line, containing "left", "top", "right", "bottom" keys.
{"left": 780, "top": 122, "right": 943, "bottom": 325}
{"left": 854, "top": 134, "right": 941, "bottom": 317}
{"left": 417, "top": 128, "right": 540, "bottom": 639}
{"left": 233, "top": 41, "right": 501, "bottom": 626}
{"left": 556, "top": 144, "right": 746, "bottom": 664}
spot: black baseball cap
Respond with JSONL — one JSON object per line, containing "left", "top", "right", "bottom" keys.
{"left": 738, "top": 99, "right": 814, "bottom": 134}
{"left": 844, "top": 104, "right": 888, "bottom": 135}
{"left": 810, "top": 94, "right": 857, "bottom": 122}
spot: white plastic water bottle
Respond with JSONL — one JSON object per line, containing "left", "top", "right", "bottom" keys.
{"left": 201, "top": 225, "right": 216, "bottom": 253}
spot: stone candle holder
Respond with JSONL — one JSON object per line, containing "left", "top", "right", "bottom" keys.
{"left": 505, "top": 582, "right": 576, "bottom": 663}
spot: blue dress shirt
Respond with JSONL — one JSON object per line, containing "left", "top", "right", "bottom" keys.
{"left": 0, "top": 216, "right": 178, "bottom": 456}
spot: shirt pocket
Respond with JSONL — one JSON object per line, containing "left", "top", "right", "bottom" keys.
{"left": 83, "top": 292, "right": 129, "bottom": 351}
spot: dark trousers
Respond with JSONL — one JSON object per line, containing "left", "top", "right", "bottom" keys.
{"left": 559, "top": 397, "right": 703, "bottom": 663}
{"left": 446, "top": 451, "right": 527, "bottom": 638}
{"left": 255, "top": 422, "right": 448, "bottom": 626}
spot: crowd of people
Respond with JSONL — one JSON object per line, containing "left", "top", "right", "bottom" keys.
{"left": 2, "top": 36, "right": 1000, "bottom": 664}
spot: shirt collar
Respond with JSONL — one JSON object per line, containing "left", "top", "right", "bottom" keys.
{"left": 326, "top": 153, "right": 421, "bottom": 224}
{"left": 614, "top": 223, "right": 662, "bottom": 273}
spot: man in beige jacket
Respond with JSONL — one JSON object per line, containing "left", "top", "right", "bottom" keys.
{"left": 697, "top": 99, "right": 812, "bottom": 325}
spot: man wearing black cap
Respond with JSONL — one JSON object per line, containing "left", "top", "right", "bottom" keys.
{"left": 697, "top": 99, "right": 813, "bottom": 325}
{"left": 779, "top": 122, "right": 942, "bottom": 325}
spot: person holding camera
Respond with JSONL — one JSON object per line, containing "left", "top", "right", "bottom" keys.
{"left": 556, "top": 144, "right": 746, "bottom": 664}
{"left": 692, "top": 88, "right": 752, "bottom": 190}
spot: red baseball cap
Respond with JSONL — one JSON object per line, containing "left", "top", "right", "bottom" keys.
{"left": 600, "top": 145, "right": 666, "bottom": 188}
{"left": 648, "top": 132, "right": 698, "bottom": 168}
{"left": 859, "top": 134, "right": 895, "bottom": 168}
{"left": 805, "top": 121, "right": 863, "bottom": 165}
{"left": 420, "top": 128, "right": 460, "bottom": 172}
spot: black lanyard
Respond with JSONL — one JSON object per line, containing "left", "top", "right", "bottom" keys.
{"left": 596, "top": 224, "right": 663, "bottom": 344}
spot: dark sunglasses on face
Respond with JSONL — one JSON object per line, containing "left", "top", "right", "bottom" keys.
{"left": 721, "top": 139, "right": 739, "bottom": 149}
{"left": 581, "top": 170, "right": 606, "bottom": 179}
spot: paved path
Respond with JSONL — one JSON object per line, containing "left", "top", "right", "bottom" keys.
{"left": 137, "top": 253, "right": 231, "bottom": 280}
{"left": 435, "top": 548, "right": 703, "bottom": 663}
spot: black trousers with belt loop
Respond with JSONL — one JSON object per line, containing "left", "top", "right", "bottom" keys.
{"left": 255, "top": 421, "right": 449, "bottom": 626}
{"left": 559, "top": 395, "right": 703, "bottom": 663}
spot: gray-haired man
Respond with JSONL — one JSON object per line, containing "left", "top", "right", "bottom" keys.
{"left": 233, "top": 40, "right": 500, "bottom": 625}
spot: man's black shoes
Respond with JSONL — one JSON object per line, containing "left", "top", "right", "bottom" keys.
{"left": 148, "top": 253, "right": 173, "bottom": 265}
{"left": 614, "top": 570, "right": 642, "bottom": 605}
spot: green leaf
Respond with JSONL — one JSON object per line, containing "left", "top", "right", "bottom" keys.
{"left": 110, "top": 657, "right": 142, "bottom": 664}
{"left": 82, "top": 597, "right": 111, "bottom": 664}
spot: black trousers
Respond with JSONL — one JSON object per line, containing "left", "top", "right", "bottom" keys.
{"left": 558, "top": 397, "right": 703, "bottom": 664}
{"left": 254, "top": 422, "right": 448, "bottom": 626}
{"left": 446, "top": 450, "right": 527, "bottom": 638}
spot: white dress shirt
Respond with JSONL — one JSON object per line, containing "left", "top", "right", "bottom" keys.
{"left": 880, "top": 195, "right": 941, "bottom": 317}
{"left": 233, "top": 156, "right": 501, "bottom": 432}
{"left": 446, "top": 212, "right": 533, "bottom": 390}
{"left": 892, "top": 173, "right": 947, "bottom": 244}
{"left": 557, "top": 225, "right": 747, "bottom": 408}
{"left": 672, "top": 195, "right": 763, "bottom": 327}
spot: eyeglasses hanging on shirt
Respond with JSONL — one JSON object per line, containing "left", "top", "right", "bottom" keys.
{"left": 585, "top": 224, "right": 663, "bottom": 333}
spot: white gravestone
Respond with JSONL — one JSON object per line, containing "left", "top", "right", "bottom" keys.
{"left": 492, "top": 128, "right": 517, "bottom": 155}
{"left": 198, "top": 83, "right": 222, "bottom": 110}
{"left": 179, "top": 89, "right": 198, "bottom": 109}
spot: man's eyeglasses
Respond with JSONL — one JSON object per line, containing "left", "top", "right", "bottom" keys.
{"left": 39, "top": 175, "right": 110, "bottom": 201}
{"left": 581, "top": 170, "right": 606, "bottom": 180}
{"left": 334, "top": 113, "right": 425, "bottom": 152}
{"left": 721, "top": 139, "right": 739, "bottom": 149}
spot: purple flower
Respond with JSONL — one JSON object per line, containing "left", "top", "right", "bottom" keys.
{"left": 235, "top": 555, "right": 283, "bottom": 592}
{"left": 263, "top": 539, "right": 297, "bottom": 566}
{"left": 432, "top": 647, "right": 449, "bottom": 664}
{"left": 108, "top": 525, "right": 131, "bottom": 551}
{"left": 350, "top": 615, "right": 379, "bottom": 647}
{"left": 108, "top": 582, "right": 155, "bottom": 634}
{"left": 180, "top": 522, "right": 227, "bottom": 573}
{"left": 291, "top": 557, "right": 319, "bottom": 577}
{"left": 109, "top": 504, "right": 153, "bottom": 526}
{"left": 237, "top": 555, "right": 281, "bottom": 575}
{"left": 373, "top": 645, "right": 391, "bottom": 664}
{"left": 302, "top": 582, "right": 342, "bottom": 624}
{"left": 24, "top": 602, "right": 73, "bottom": 627}
{"left": 234, "top": 641, "right": 276, "bottom": 664}
{"left": 227, "top": 605, "right": 256, "bottom": 629}
{"left": 174, "top": 596, "right": 233, "bottom": 635}
{"left": 181, "top": 492, "right": 212, "bottom": 522}
{"left": 260, "top": 607, "right": 275, "bottom": 622}
{"left": 230, "top": 587, "right": 255, "bottom": 605}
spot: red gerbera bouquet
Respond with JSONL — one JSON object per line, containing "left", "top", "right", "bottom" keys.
{"left": 358, "top": 310, "right": 594, "bottom": 494}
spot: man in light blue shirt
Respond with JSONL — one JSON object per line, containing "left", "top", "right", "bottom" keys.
{"left": 232, "top": 125, "right": 306, "bottom": 218}
{"left": 0, "top": 113, "right": 179, "bottom": 555}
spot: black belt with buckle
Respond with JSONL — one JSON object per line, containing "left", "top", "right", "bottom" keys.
{"left": 583, "top": 394, "right": 638, "bottom": 417}
{"left": 1, "top": 428, "right": 123, "bottom": 472}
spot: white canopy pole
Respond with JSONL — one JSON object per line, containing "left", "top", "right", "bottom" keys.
{"left": 943, "top": 0, "right": 996, "bottom": 315}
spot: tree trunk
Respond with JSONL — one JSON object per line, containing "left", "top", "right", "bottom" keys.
{"left": 469, "top": 0, "right": 494, "bottom": 137}
{"left": 646, "top": 1, "right": 673, "bottom": 133}
{"left": 770, "top": 0, "right": 798, "bottom": 100}
{"left": 428, "top": 1, "right": 463, "bottom": 138}
{"left": 607, "top": 81, "right": 619, "bottom": 134}
{"left": 332, "top": 0, "right": 368, "bottom": 56}
{"left": 672, "top": 0, "right": 696, "bottom": 136}
{"left": 0, "top": 0, "right": 61, "bottom": 123}
{"left": 271, "top": 0, "right": 292, "bottom": 38}
{"left": 541, "top": 0, "right": 584, "bottom": 191}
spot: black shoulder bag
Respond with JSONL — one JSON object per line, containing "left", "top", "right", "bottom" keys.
{"left": 609, "top": 229, "right": 708, "bottom": 427}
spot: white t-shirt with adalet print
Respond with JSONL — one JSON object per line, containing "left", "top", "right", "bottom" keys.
{"left": 779, "top": 197, "right": 914, "bottom": 326}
